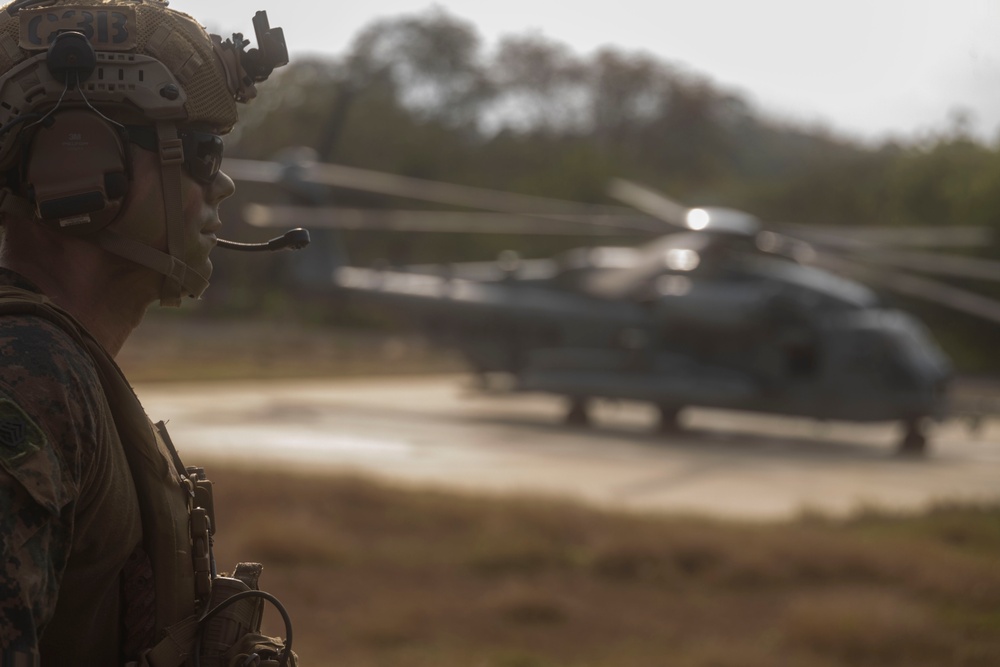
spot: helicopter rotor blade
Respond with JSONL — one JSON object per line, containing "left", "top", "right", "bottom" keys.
{"left": 221, "top": 158, "right": 287, "bottom": 184}
{"left": 225, "top": 157, "right": 632, "bottom": 221}
{"left": 778, "top": 223, "right": 994, "bottom": 250}
{"left": 846, "top": 248, "right": 1000, "bottom": 283}
{"left": 242, "top": 204, "right": 664, "bottom": 236}
{"left": 813, "top": 255, "right": 1000, "bottom": 325}
{"left": 228, "top": 158, "right": 1000, "bottom": 295}
{"left": 607, "top": 179, "right": 690, "bottom": 229}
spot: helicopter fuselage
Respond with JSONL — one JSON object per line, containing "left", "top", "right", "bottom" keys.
{"left": 334, "top": 232, "right": 953, "bottom": 427}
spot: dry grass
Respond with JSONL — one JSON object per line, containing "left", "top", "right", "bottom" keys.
{"left": 207, "top": 467, "right": 1000, "bottom": 667}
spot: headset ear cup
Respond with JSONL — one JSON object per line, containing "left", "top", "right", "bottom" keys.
{"left": 23, "top": 110, "right": 129, "bottom": 235}
{"left": 105, "top": 171, "right": 129, "bottom": 200}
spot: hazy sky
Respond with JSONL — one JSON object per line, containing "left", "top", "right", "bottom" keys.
{"left": 170, "top": 0, "right": 1000, "bottom": 144}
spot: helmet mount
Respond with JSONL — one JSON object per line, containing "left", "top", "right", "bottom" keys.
{"left": 45, "top": 30, "right": 96, "bottom": 86}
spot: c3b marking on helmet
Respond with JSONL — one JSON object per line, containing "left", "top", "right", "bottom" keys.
{"left": 19, "top": 6, "right": 137, "bottom": 50}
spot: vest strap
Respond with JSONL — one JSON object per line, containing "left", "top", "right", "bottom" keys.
{"left": 157, "top": 122, "right": 186, "bottom": 307}
{"left": 0, "top": 287, "right": 200, "bottom": 657}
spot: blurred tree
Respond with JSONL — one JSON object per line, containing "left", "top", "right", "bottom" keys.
{"left": 486, "top": 34, "right": 588, "bottom": 135}
{"left": 883, "top": 135, "right": 1000, "bottom": 230}
{"left": 345, "top": 8, "right": 490, "bottom": 129}
{"left": 228, "top": 58, "right": 346, "bottom": 159}
{"left": 213, "top": 6, "right": 1000, "bottom": 370}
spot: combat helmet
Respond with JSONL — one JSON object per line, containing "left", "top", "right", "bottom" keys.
{"left": 0, "top": 0, "right": 287, "bottom": 305}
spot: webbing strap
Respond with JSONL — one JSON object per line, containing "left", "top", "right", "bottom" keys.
{"left": 0, "top": 288, "right": 201, "bottom": 658}
{"left": 156, "top": 122, "right": 186, "bottom": 307}
{"left": 93, "top": 228, "right": 209, "bottom": 297}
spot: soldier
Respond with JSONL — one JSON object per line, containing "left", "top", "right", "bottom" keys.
{"left": 0, "top": 1, "right": 298, "bottom": 664}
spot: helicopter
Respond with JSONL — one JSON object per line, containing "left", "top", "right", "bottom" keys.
{"left": 222, "top": 154, "right": 1000, "bottom": 455}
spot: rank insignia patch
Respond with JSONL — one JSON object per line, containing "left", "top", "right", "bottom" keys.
{"left": 0, "top": 398, "right": 44, "bottom": 466}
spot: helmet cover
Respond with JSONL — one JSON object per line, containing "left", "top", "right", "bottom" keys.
{"left": 0, "top": 0, "right": 250, "bottom": 170}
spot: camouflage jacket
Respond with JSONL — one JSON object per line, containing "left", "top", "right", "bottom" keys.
{"left": 0, "top": 269, "right": 144, "bottom": 665}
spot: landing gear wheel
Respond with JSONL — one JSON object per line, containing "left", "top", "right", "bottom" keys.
{"left": 656, "top": 405, "right": 682, "bottom": 433}
{"left": 565, "top": 397, "right": 591, "bottom": 427}
{"left": 898, "top": 419, "right": 928, "bottom": 457}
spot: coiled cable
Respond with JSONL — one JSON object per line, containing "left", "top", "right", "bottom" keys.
{"left": 192, "top": 590, "right": 295, "bottom": 667}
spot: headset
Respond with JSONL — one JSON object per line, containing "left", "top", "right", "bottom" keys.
{"left": 7, "top": 18, "right": 307, "bottom": 252}
{"left": 14, "top": 32, "right": 129, "bottom": 234}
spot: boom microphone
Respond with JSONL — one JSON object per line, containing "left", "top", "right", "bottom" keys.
{"left": 216, "top": 227, "right": 310, "bottom": 252}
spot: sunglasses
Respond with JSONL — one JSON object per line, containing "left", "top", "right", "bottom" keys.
{"left": 125, "top": 125, "right": 224, "bottom": 185}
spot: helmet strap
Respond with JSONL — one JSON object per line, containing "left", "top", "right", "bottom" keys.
{"left": 155, "top": 121, "right": 187, "bottom": 307}
{"left": 94, "top": 122, "right": 210, "bottom": 305}
{"left": 94, "top": 227, "right": 209, "bottom": 298}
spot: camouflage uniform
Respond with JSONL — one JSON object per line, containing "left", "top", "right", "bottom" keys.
{"left": 0, "top": 2, "right": 294, "bottom": 663}
{"left": 0, "top": 268, "right": 146, "bottom": 665}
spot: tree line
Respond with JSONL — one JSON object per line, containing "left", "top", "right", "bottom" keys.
{"left": 208, "top": 8, "right": 1000, "bottom": 369}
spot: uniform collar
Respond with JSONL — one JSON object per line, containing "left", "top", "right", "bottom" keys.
{"left": 0, "top": 267, "right": 44, "bottom": 294}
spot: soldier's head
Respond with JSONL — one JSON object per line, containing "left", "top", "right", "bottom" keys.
{"left": 0, "top": 0, "right": 287, "bottom": 305}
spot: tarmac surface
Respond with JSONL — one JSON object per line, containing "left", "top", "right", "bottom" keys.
{"left": 137, "top": 375, "right": 1000, "bottom": 520}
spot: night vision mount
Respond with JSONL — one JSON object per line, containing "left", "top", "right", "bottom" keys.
{"left": 213, "top": 11, "right": 288, "bottom": 103}
{"left": 241, "top": 11, "right": 288, "bottom": 82}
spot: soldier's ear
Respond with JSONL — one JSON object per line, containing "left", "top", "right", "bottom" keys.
{"left": 24, "top": 109, "right": 129, "bottom": 235}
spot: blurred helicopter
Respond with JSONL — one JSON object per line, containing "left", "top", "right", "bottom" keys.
{"left": 223, "top": 153, "right": 1000, "bottom": 455}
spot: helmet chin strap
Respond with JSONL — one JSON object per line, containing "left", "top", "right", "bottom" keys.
{"left": 94, "top": 121, "right": 209, "bottom": 307}
{"left": 153, "top": 121, "right": 188, "bottom": 307}
{"left": 93, "top": 228, "right": 209, "bottom": 304}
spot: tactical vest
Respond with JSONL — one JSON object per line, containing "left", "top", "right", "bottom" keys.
{"left": 0, "top": 287, "right": 211, "bottom": 665}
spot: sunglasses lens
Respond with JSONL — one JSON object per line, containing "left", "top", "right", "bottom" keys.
{"left": 126, "top": 127, "right": 224, "bottom": 184}
{"left": 182, "top": 131, "right": 224, "bottom": 184}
